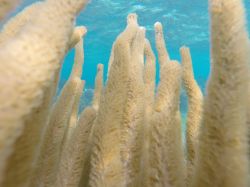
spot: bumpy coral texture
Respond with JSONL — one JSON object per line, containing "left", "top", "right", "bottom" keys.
{"left": 0, "top": 0, "right": 88, "bottom": 186}
{"left": 77, "top": 67, "right": 105, "bottom": 186}
{"left": 31, "top": 33, "right": 86, "bottom": 187}
{"left": 0, "top": 1, "right": 250, "bottom": 187}
{"left": 0, "top": 2, "right": 42, "bottom": 44}
{"left": 89, "top": 13, "right": 144, "bottom": 187}
{"left": 192, "top": 0, "right": 250, "bottom": 187}
{"left": 56, "top": 107, "right": 96, "bottom": 187}
{"left": 151, "top": 21, "right": 186, "bottom": 187}
{"left": 139, "top": 38, "right": 156, "bottom": 187}
{"left": 92, "top": 64, "right": 104, "bottom": 111}
{"left": 180, "top": 46, "right": 203, "bottom": 186}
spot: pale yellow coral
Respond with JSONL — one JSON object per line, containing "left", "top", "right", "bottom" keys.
{"left": 150, "top": 21, "right": 185, "bottom": 187}
{"left": 152, "top": 61, "right": 185, "bottom": 187}
{"left": 69, "top": 26, "right": 87, "bottom": 50}
{"left": 143, "top": 39, "right": 156, "bottom": 112}
{"left": 92, "top": 64, "right": 104, "bottom": 111}
{"left": 0, "top": 0, "right": 88, "bottom": 185}
{"left": 55, "top": 107, "right": 96, "bottom": 187}
{"left": 31, "top": 77, "right": 85, "bottom": 187}
{"left": 192, "top": 0, "right": 250, "bottom": 187}
{"left": 154, "top": 22, "right": 170, "bottom": 66}
{"left": 66, "top": 80, "right": 85, "bottom": 143}
{"left": 0, "top": 2, "right": 42, "bottom": 45}
{"left": 107, "top": 44, "right": 114, "bottom": 78}
{"left": 65, "top": 36, "right": 86, "bottom": 143}
{"left": 121, "top": 26, "right": 146, "bottom": 187}
{"left": 31, "top": 31, "right": 86, "bottom": 186}
{"left": 180, "top": 46, "right": 203, "bottom": 185}
{"left": 89, "top": 13, "right": 141, "bottom": 187}
{"left": 139, "top": 38, "right": 156, "bottom": 187}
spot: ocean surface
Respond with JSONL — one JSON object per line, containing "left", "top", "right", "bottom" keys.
{"left": 3, "top": 0, "right": 250, "bottom": 115}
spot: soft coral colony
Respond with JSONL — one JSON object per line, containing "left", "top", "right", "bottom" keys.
{"left": 0, "top": 0, "right": 249, "bottom": 187}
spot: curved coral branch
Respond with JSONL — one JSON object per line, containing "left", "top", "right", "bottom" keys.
{"left": 0, "top": 0, "right": 89, "bottom": 186}
{"left": 122, "top": 26, "right": 146, "bottom": 187}
{"left": 1, "top": 82, "right": 55, "bottom": 187}
{"left": 143, "top": 38, "right": 156, "bottom": 111}
{"left": 64, "top": 35, "right": 86, "bottom": 143}
{"left": 89, "top": 13, "right": 140, "bottom": 187}
{"left": 92, "top": 64, "right": 104, "bottom": 111}
{"left": 180, "top": 46, "right": 203, "bottom": 185}
{"left": 192, "top": 0, "right": 250, "bottom": 187}
{"left": 52, "top": 26, "right": 87, "bottom": 98}
{"left": 153, "top": 61, "right": 185, "bottom": 187}
{"left": 31, "top": 30, "right": 87, "bottom": 186}
{"left": 107, "top": 44, "right": 114, "bottom": 79}
{"left": 70, "top": 31, "right": 86, "bottom": 79}
{"left": 68, "top": 26, "right": 87, "bottom": 50}
{"left": 55, "top": 107, "right": 96, "bottom": 187}
{"left": 139, "top": 38, "right": 156, "bottom": 186}
{"left": 31, "top": 77, "right": 83, "bottom": 187}
{"left": 78, "top": 107, "right": 98, "bottom": 187}
{"left": 66, "top": 80, "right": 85, "bottom": 144}
{"left": 154, "top": 22, "right": 170, "bottom": 66}
{"left": 0, "top": 2, "right": 42, "bottom": 45}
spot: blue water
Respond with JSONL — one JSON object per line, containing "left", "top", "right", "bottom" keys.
{"left": 4, "top": 0, "right": 250, "bottom": 113}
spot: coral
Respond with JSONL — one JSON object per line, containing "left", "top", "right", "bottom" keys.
{"left": 0, "top": 2, "right": 42, "bottom": 44}
{"left": 143, "top": 39, "right": 156, "bottom": 112}
{"left": 149, "top": 21, "right": 186, "bottom": 187}
{"left": 0, "top": 0, "right": 88, "bottom": 186}
{"left": 180, "top": 46, "right": 203, "bottom": 185}
{"left": 79, "top": 64, "right": 103, "bottom": 186}
{"left": 107, "top": 44, "right": 114, "bottom": 78}
{"left": 121, "top": 26, "right": 146, "bottom": 187}
{"left": 69, "top": 26, "right": 87, "bottom": 50}
{"left": 89, "top": 13, "right": 142, "bottom": 187}
{"left": 30, "top": 31, "right": 87, "bottom": 186}
{"left": 55, "top": 107, "right": 96, "bottom": 187}
{"left": 66, "top": 80, "right": 85, "bottom": 143}
{"left": 139, "top": 38, "right": 156, "bottom": 186}
{"left": 154, "top": 61, "right": 185, "bottom": 187}
{"left": 148, "top": 61, "right": 183, "bottom": 187}
{"left": 66, "top": 36, "right": 87, "bottom": 142}
{"left": 0, "top": 1, "right": 249, "bottom": 186}
{"left": 154, "top": 22, "right": 170, "bottom": 66}
{"left": 92, "top": 64, "right": 104, "bottom": 111}
{"left": 31, "top": 77, "right": 84, "bottom": 186}
{"left": 192, "top": 0, "right": 250, "bottom": 187}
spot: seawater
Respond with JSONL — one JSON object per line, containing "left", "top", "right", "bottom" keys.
{"left": 6, "top": 0, "right": 250, "bottom": 122}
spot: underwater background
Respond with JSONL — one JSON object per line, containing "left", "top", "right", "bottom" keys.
{"left": 5, "top": 0, "right": 250, "bottom": 117}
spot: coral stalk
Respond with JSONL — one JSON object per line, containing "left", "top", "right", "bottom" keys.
{"left": 192, "top": 0, "right": 250, "bottom": 186}
{"left": 92, "top": 64, "right": 104, "bottom": 111}
{"left": 180, "top": 46, "right": 203, "bottom": 186}
{"left": 154, "top": 22, "right": 170, "bottom": 65}
{"left": 0, "top": 2, "right": 42, "bottom": 45}
{"left": 0, "top": 0, "right": 88, "bottom": 185}
{"left": 30, "top": 31, "right": 87, "bottom": 186}
{"left": 152, "top": 61, "right": 185, "bottom": 187}
{"left": 151, "top": 21, "right": 185, "bottom": 187}
{"left": 55, "top": 107, "right": 96, "bottom": 187}
{"left": 89, "top": 13, "right": 140, "bottom": 187}
{"left": 139, "top": 38, "right": 156, "bottom": 187}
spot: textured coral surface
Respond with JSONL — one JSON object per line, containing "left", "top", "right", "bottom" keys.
{"left": 0, "top": 0, "right": 249, "bottom": 187}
